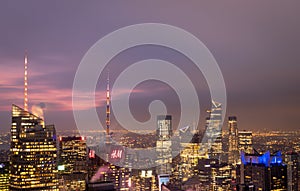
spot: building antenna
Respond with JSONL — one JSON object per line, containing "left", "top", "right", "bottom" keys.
{"left": 106, "top": 70, "right": 110, "bottom": 136}
{"left": 24, "top": 51, "right": 28, "bottom": 111}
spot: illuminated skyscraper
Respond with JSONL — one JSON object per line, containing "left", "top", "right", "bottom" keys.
{"left": 238, "top": 130, "right": 253, "bottom": 154}
{"left": 157, "top": 115, "right": 172, "bottom": 141}
{"left": 175, "top": 127, "right": 204, "bottom": 184}
{"left": 58, "top": 136, "right": 87, "bottom": 191}
{"left": 204, "top": 100, "right": 223, "bottom": 160}
{"left": 156, "top": 115, "right": 172, "bottom": 175}
{"left": 9, "top": 53, "right": 58, "bottom": 190}
{"left": 179, "top": 143, "right": 202, "bottom": 181}
{"left": 58, "top": 136, "right": 87, "bottom": 173}
{"left": 9, "top": 105, "right": 58, "bottom": 190}
{"left": 239, "top": 151, "right": 287, "bottom": 190}
{"left": 0, "top": 162, "right": 9, "bottom": 191}
{"left": 228, "top": 116, "right": 239, "bottom": 165}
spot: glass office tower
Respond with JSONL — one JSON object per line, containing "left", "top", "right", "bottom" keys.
{"left": 228, "top": 116, "right": 239, "bottom": 165}
{"left": 204, "top": 100, "right": 223, "bottom": 159}
{"left": 9, "top": 105, "right": 58, "bottom": 190}
{"left": 156, "top": 115, "right": 172, "bottom": 175}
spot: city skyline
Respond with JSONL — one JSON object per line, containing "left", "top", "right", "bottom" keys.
{"left": 0, "top": 1, "right": 300, "bottom": 133}
{"left": 1, "top": 2, "right": 300, "bottom": 191}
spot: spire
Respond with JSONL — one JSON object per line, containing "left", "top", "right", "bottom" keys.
{"left": 24, "top": 51, "right": 28, "bottom": 111}
{"left": 106, "top": 70, "right": 110, "bottom": 136}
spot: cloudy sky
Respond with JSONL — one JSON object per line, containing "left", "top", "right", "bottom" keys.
{"left": 0, "top": 1, "right": 299, "bottom": 133}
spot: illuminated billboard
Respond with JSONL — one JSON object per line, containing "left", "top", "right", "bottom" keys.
{"left": 109, "top": 145, "right": 125, "bottom": 163}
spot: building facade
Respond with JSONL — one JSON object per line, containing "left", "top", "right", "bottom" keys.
{"left": 58, "top": 136, "right": 87, "bottom": 191}
{"left": 0, "top": 162, "right": 9, "bottom": 191}
{"left": 238, "top": 130, "right": 253, "bottom": 154}
{"left": 204, "top": 100, "right": 223, "bottom": 160}
{"left": 9, "top": 105, "right": 58, "bottom": 190}
{"left": 285, "top": 152, "right": 298, "bottom": 191}
{"left": 156, "top": 115, "right": 172, "bottom": 175}
{"left": 228, "top": 116, "right": 239, "bottom": 165}
{"left": 238, "top": 151, "right": 288, "bottom": 191}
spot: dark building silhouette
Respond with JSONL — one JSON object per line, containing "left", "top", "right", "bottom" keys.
{"left": 0, "top": 162, "right": 9, "bottom": 190}
{"left": 285, "top": 152, "right": 298, "bottom": 191}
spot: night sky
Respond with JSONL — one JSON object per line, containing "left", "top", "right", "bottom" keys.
{"left": 0, "top": 1, "right": 299, "bottom": 133}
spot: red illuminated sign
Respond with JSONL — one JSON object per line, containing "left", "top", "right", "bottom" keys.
{"left": 109, "top": 146, "right": 124, "bottom": 162}
{"left": 110, "top": 149, "right": 123, "bottom": 159}
{"left": 89, "top": 149, "right": 95, "bottom": 158}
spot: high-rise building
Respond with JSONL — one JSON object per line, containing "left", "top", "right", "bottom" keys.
{"left": 194, "top": 158, "right": 232, "bottom": 190}
{"left": 0, "top": 162, "right": 9, "bottom": 191}
{"left": 238, "top": 151, "right": 287, "bottom": 190}
{"left": 270, "top": 163, "right": 287, "bottom": 190}
{"left": 9, "top": 105, "right": 58, "bottom": 190}
{"left": 128, "top": 169, "right": 158, "bottom": 190}
{"left": 228, "top": 116, "right": 239, "bottom": 165}
{"left": 285, "top": 152, "right": 298, "bottom": 191}
{"left": 196, "top": 158, "right": 218, "bottom": 190}
{"left": 174, "top": 127, "right": 205, "bottom": 184}
{"left": 58, "top": 136, "right": 87, "bottom": 191}
{"left": 179, "top": 143, "right": 202, "bottom": 181}
{"left": 156, "top": 115, "right": 172, "bottom": 175}
{"left": 58, "top": 136, "right": 87, "bottom": 173}
{"left": 204, "top": 100, "right": 223, "bottom": 160}
{"left": 238, "top": 130, "right": 253, "bottom": 154}
{"left": 157, "top": 115, "right": 172, "bottom": 141}
{"left": 211, "top": 163, "right": 232, "bottom": 191}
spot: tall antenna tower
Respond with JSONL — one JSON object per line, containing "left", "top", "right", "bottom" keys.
{"left": 24, "top": 51, "right": 28, "bottom": 111}
{"left": 106, "top": 71, "right": 110, "bottom": 136}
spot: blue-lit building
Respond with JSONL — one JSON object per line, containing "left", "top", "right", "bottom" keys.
{"left": 238, "top": 151, "right": 287, "bottom": 191}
